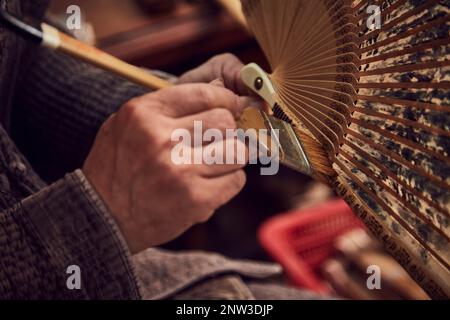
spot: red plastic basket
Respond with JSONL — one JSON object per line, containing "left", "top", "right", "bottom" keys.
{"left": 258, "top": 199, "right": 364, "bottom": 294}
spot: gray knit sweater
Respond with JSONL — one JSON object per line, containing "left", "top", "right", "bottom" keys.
{"left": 0, "top": 0, "right": 147, "bottom": 299}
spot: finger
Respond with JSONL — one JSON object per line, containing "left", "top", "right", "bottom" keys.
{"left": 178, "top": 53, "right": 248, "bottom": 95}
{"left": 193, "top": 170, "right": 247, "bottom": 221}
{"left": 152, "top": 83, "right": 246, "bottom": 118}
{"left": 177, "top": 62, "right": 215, "bottom": 84}
{"left": 219, "top": 55, "right": 249, "bottom": 96}
{"left": 177, "top": 108, "right": 237, "bottom": 141}
{"left": 205, "top": 170, "right": 247, "bottom": 209}
{"left": 196, "top": 138, "right": 248, "bottom": 177}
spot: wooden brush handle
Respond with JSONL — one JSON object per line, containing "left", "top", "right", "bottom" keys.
{"left": 42, "top": 24, "right": 172, "bottom": 90}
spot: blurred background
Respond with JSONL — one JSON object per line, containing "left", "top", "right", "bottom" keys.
{"left": 47, "top": 0, "right": 429, "bottom": 300}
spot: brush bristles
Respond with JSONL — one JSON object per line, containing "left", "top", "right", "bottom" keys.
{"left": 294, "top": 128, "right": 336, "bottom": 181}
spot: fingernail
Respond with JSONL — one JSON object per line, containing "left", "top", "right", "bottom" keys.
{"left": 238, "top": 96, "right": 265, "bottom": 110}
{"left": 210, "top": 78, "right": 225, "bottom": 87}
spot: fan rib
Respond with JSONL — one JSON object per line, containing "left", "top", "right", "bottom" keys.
{"left": 350, "top": 106, "right": 450, "bottom": 137}
{"left": 356, "top": 95, "right": 449, "bottom": 112}
{"left": 360, "top": 14, "right": 450, "bottom": 54}
{"left": 360, "top": 0, "right": 442, "bottom": 43}
{"left": 351, "top": 118, "right": 449, "bottom": 161}
{"left": 339, "top": 148, "right": 450, "bottom": 241}
{"left": 358, "top": 60, "right": 450, "bottom": 77}
{"left": 343, "top": 138, "right": 450, "bottom": 217}
{"left": 356, "top": 0, "right": 409, "bottom": 33}
{"left": 360, "top": 38, "right": 450, "bottom": 65}
{"left": 348, "top": 129, "right": 450, "bottom": 190}
{"left": 334, "top": 158, "right": 450, "bottom": 270}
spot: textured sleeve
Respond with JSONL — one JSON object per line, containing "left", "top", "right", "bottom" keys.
{"left": 11, "top": 48, "right": 149, "bottom": 181}
{"left": 0, "top": 169, "right": 141, "bottom": 300}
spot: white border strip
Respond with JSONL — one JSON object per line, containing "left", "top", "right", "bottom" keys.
{"left": 41, "top": 23, "right": 61, "bottom": 49}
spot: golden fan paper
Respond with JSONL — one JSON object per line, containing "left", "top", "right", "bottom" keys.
{"left": 241, "top": 0, "right": 450, "bottom": 299}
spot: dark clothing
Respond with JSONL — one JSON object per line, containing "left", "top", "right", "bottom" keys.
{"left": 0, "top": 0, "right": 318, "bottom": 300}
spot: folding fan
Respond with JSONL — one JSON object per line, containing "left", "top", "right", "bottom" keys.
{"left": 237, "top": 0, "right": 450, "bottom": 299}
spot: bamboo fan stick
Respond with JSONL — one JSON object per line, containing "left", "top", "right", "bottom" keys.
{"left": 216, "top": 0, "right": 248, "bottom": 30}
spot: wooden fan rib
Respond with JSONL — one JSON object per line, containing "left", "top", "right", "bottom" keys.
{"left": 280, "top": 76, "right": 357, "bottom": 99}
{"left": 351, "top": 118, "right": 449, "bottom": 161}
{"left": 286, "top": 90, "right": 349, "bottom": 128}
{"left": 285, "top": 93, "right": 346, "bottom": 136}
{"left": 272, "top": 77, "right": 353, "bottom": 119}
{"left": 359, "top": 89, "right": 450, "bottom": 113}
{"left": 289, "top": 1, "right": 357, "bottom": 60}
{"left": 356, "top": 0, "right": 409, "bottom": 33}
{"left": 296, "top": 28, "right": 359, "bottom": 65}
{"left": 284, "top": 29, "right": 357, "bottom": 71}
{"left": 307, "top": 1, "right": 354, "bottom": 40}
{"left": 280, "top": 79, "right": 357, "bottom": 103}
{"left": 282, "top": 92, "right": 347, "bottom": 142}
{"left": 333, "top": 170, "right": 450, "bottom": 299}
{"left": 288, "top": 106, "right": 340, "bottom": 153}
{"left": 350, "top": 106, "right": 450, "bottom": 137}
{"left": 360, "top": 14, "right": 450, "bottom": 54}
{"left": 272, "top": 1, "right": 322, "bottom": 67}
{"left": 281, "top": 62, "right": 360, "bottom": 77}
{"left": 360, "top": 0, "right": 443, "bottom": 43}
{"left": 357, "top": 81, "right": 450, "bottom": 90}
{"left": 347, "top": 129, "right": 450, "bottom": 190}
{"left": 276, "top": 86, "right": 340, "bottom": 155}
{"left": 356, "top": 94, "right": 449, "bottom": 111}
{"left": 360, "top": 38, "right": 450, "bottom": 64}
{"left": 286, "top": 53, "right": 360, "bottom": 76}
{"left": 352, "top": 0, "right": 366, "bottom": 12}
{"left": 290, "top": 38, "right": 360, "bottom": 70}
{"left": 281, "top": 80, "right": 358, "bottom": 97}
{"left": 292, "top": 73, "right": 358, "bottom": 87}
{"left": 343, "top": 137, "right": 450, "bottom": 218}
{"left": 272, "top": 1, "right": 341, "bottom": 68}
{"left": 339, "top": 148, "right": 450, "bottom": 240}
{"left": 334, "top": 157, "right": 450, "bottom": 270}
{"left": 358, "top": 60, "right": 450, "bottom": 77}
{"left": 357, "top": 61, "right": 450, "bottom": 82}
{"left": 290, "top": 90, "right": 350, "bottom": 126}
{"left": 353, "top": 99, "right": 450, "bottom": 131}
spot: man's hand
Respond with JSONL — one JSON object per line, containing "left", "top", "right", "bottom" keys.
{"left": 177, "top": 53, "right": 249, "bottom": 95}
{"left": 83, "top": 84, "right": 249, "bottom": 253}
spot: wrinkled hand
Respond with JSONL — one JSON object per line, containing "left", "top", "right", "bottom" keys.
{"left": 177, "top": 53, "right": 249, "bottom": 95}
{"left": 83, "top": 83, "right": 250, "bottom": 253}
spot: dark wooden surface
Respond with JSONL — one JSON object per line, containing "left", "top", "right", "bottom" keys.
{"left": 49, "top": 0, "right": 268, "bottom": 74}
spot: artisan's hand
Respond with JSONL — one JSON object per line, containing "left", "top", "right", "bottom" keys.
{"left": 177, "top": 53, "right": 249, "bottom": 95}
{"left": 83, "top": 84, "right": 249, "bottom": 253}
